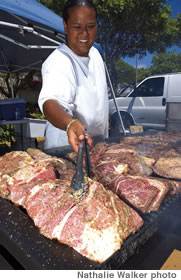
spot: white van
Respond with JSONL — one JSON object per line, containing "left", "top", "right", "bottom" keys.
{"left": 109, "top": 72, "right": 181, "bottom": 133}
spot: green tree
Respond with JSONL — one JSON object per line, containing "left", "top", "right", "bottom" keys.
{"left": 175, "top": 13, "right": 181, "bottom": 47}
{"left": 95, "top": 0, "right": 176, "bottom": 87}
{"left": 151, "top": 50, "right": 181, "bottom": 74}
{"left": 137, "top": 67, "right": 152, "bottom": 82}
{"left": 39, "top": 0, "right": 177, "bottom": 87}
{"left": 115, "top": 59, "right": 136, "bottom": 84}
{"left": 38, "top": 0, "right": 65, "bottom": 14}
{"left": 138, "top": 50, "right": 181, "bottom": 82}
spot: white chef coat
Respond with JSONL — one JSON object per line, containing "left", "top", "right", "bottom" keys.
{"left": 38, "top": 43, "right": 109, "bottom": 149}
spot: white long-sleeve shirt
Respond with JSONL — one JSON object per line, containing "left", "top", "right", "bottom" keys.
{"left": 38, "top": 43, "right": 109, "bottom": 149}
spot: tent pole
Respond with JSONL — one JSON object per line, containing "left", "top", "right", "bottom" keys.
{"left": 104, "top": 62, "right": 126, "bottom": 136}
{"left": 10, "top": 73, "right": 14, "bottom": 98}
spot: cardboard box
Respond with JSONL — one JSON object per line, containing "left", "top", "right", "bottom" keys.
{"left": 0, "top": 98, "right": 26, "bottom": 120}
{"left": 130, "top": 125, "right": 144, "bottom": 134}
{"left": 161, "top": 249, "right": 181, "bottom": 270}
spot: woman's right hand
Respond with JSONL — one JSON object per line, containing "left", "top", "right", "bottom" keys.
{"left": 43, "top": 101, "right": 93, "bottom": 153}
{"left": 66, "top": 120, "right": 93, "bottom": 153}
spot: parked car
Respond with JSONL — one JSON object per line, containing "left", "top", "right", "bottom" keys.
{"left": 109, "top": 72, "right": 181, "bottom": 134}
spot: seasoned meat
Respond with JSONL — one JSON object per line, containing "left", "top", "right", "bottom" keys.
{"left": 165, "top": 180, "right": 181, "bottom": 200}
{"left": 0, "top": 174, "right": 11, "bottom": 199}
{"left": 92, "top": 142, "right": 153, "bottom": 176}
{"left": 106, "top": 175, "right": 159, "bottom": 213}
{"left": 139, "top": 176, "right": 169, "bottom": 211}
{"left": 5, "top": 174, "right": 144, "bottom": 263}
{"left": 1, "top": 161, "right": 56, "bottom": 200}
{"left": 50, "top": 179, "right": 143, "bottom": 263}
{"left": 90, "top": 142, "right": 108, "bottom": 165}
{"left": 27, "top": 148, "right": 75, "bottom": 170}
{"left": 7, "top": 161, "right": 56, "bottom": 184}
{"left": 25, "top": 180, "right": 76, "bottom": 229}
{"left": 153, "top": 156, "right": 181, "bottom": 179}
{"left": 0, "top": 148, "right": 144, "bottom": 264}
{"left": 0, "top": 151, "right": 33, "bottom": 176}
{"left": 121, "top": 131, "right": 181, "bottom": 145}
{"left": 92, "top": 160, "right": 128, "bottom": 186}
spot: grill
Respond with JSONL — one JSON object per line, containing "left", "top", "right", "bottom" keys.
{"left": 0, "top": 194, "right": 180, "bottom": 270}
{"left": 0, "top": 133, "right": 181, "bottom": 269}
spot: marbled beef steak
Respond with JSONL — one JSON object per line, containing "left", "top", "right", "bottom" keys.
{"left": 121, "top": 131, "right": 181, "bottom": 145}
{"left": 0, "top": 150, "right": 33, "bottom": 176}
{"left": 91, "top": 143, "right": 153, "bottom": 177}
{"left": 0, "top": 149, "right": 144, "bottom": 264}
{"left": 90, "top": 141, "right": 177, "bottom": 212}
{"left": 0, "top": 151, "right": 56, "bottom": 199}
{"left": 27, "top": 148, "right": 75, "bottom": 170}
{"left": 102, "top": 175, "right": 159, "bottom": 213}
{"left": 49, "top": 179, "right": 143, "bottom": 263}
{"left": 6, "top": 177, "right": 144, "bottom": 263}
{"left": 24, "top": 180, "right": 76, "bottom": 230}
{"left": 153, "top": 156, "right": 181, "bottom": 179}
{"left": 2, "top": 137, "right": 181, "bottom": 264}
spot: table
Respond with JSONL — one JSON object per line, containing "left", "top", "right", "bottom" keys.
{"left": 0, "top": 119, "right": 28, "bottom": 150}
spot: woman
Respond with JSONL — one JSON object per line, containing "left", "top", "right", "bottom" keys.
{"left": 38, "top": 0, "right": 109, "bottom": 153}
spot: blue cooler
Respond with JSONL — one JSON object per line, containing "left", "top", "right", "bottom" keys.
{"left": 0, "top": 98, "right": 26, "bottom": 120}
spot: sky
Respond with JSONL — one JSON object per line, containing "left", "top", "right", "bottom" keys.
{"left": 123, "top": 0, "right": 181, "bottom": 69}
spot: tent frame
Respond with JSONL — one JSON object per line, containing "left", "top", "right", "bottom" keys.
{"left": 0, "top": 0, "right": 125, "bottom": 134}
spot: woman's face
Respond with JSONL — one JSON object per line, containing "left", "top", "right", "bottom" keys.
{"left": 63, "top": 6, "right": 97, "bottom": 57}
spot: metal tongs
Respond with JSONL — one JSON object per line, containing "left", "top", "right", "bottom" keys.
{"left": 70, "top": 139, "right": 91, "bottom": 198}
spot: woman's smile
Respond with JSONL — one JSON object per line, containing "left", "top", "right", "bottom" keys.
{"left": 63, "top": 6, "right": 97, "bottom": 57}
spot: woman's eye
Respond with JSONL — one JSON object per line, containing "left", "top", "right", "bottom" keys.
{"left": 88, "top": 25, "right": 96, "bottom": 28}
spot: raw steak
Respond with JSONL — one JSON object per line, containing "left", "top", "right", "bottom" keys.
{"left": 92, "top": 160, "right": 128, "bottom": 186}
{"left": 7, "top": 161, "right": 56, "bottom": 185}
{"left": 24, "top": 180, "right": 76, "bottom": 229}
{"left": 105, "top": 175, "right": 159, "bottom": 213}
{"left": 121, "top": 131, "right": 181, "bottom": 145}
{"left": 8, "top": 180, "right": 37, "bottom": 206}
{"left": 0, "top": 151, "right": 34, "bottom": 176}
{"left": 118, "top": 153, "right": 153, "bottom": 176}
{"left": 153, "top": 156, "right": 181, "bottom": 179}
{"left": 105, "top": 143, "right": 155, "bottom": 172}
{"left": 91, "top": 143, "right": 137, "bottom": 165}
{"left": 165, "top": 180, "right": 181, "bottom": 200}
{"left": 138, "top": 176, "right": 169, "bottom": 211}
{"left": 26, "top": 148, "right": 75, "bottom": 170}
{"left": 0, "top": 147, "right": 145, "bottom": 264}
{"left": 133, "top": 143, "right": 172, "bottom": 160}
{"left": 1, "top": 161, "right": 56, "bottom": 200}
{"left": 0, "top": 174, "right": 11, "bottom": 199}
{"left": 105, "top": 143, "right": 137, "bottom": 155}
{"left": 151, "top": 131, "right": 181, "bottom": 144}
{"left": 90, "top": 142, "right": 108, "bottom": 165}
{"left": 6, "top": 175, "right": 144, "bottom": 263}
{"left": 92, "top": 143, "right": 153, "bottom": 176}
{"left": 48, "top": 179, "right": 143, "bottom": 263}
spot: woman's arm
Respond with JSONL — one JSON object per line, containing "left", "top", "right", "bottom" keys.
{"left": 43, "top": 100, "right": 92, "bottom": 153}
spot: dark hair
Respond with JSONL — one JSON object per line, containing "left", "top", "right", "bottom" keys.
{"left": 63, "top": 0, "right": 97, "bottom": 22}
